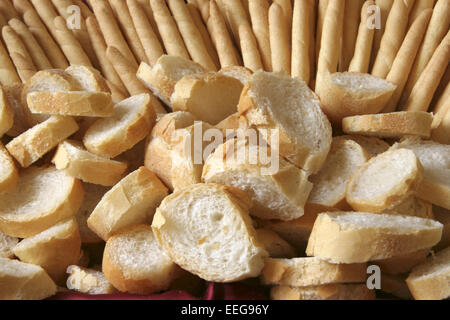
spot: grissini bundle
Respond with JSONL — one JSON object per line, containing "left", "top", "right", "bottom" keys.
{"left": 249, "top": 0, "right": 272, "bottom": 71}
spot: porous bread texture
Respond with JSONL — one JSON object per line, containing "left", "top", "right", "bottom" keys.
{"left": 255, "top": 229, "right": 297, "bottom": 258}
{"left": 0, "top": 166, "right": 84, "bottom": 238}
{"left": 66, "top": 265, "right": 116, "bottom": 295}
{"left": 4, "top": 84, "right": 29, "bottom": 137}
{"left": 102, "top": 224, "right": 181, "bottom": 295}
{"left": 0, "top": 231, "right": 18, "bottom": 258}
{"left": 0, "top": 86, "right": 14, "bottom": 137}
{"left": 152, "top": 183, "right": 268, "bottom": 282}
{"left": 0, "top": 142, "right": 18, "bottom": 192}
{"left": 340, "top": 135, "right": 390, "bottom": 157}
{"left": 64, "top": 65, "right": 110, "bottom": 93}
{"left": 218, "top": 66, "right": 253, "bottom": 84}
{"left": 270, "top": 284, "right": 375, "bottom": 300}
{"left": 306, "top": 212, "right": 443, "bottom": 263}
{"left": 238, "top": 70, "right": 332, "bottom": 174}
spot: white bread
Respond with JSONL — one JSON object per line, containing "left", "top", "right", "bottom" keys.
{"left": 380, "top": 273, "right": 413, "bottom": 300}
{"left": 218, "top": 66, "right": 253, "bottom": 84}
{"left": 102, "top": 224, "right": 181, "bottom": 295}
{"left": 376, "top": 249, "right": 430, "bottom": 275}
{"left": 83, "top": 94, "right": 156, "bottom": 158}
{"left": 434, "top": 206, "right": 450, "bottom": 250}
{"left": 0, "top": 142, "right": 18, "bottom": 193}
{"left": 341, "top": 135, "right": 390, "bottom": 157}
{"left": 342, "top": 111, "right": 434, "bottom": 138}
{"left": 66, "top": 265, "right": 116, "bottom": 295}
{"left": 261, "top": 257, "right": 367, "bottom": 287}
{"left": 137, "top": 56, "right": 206, "bottom": 107}
{"left": 202, "top": 138, "right": 313, "bottom": 221}
{"left": 65, "top": 65, "right": 110, "bottom": 93}
{"left": 270, "top": 284, "right": 375, "bottom": 300}
{"left": 306, "top": 212, "right": 443, "bottom": 263}
{"left": 152, "top": 183, "right": 268, "bottom": 282}
{"left": 318, "top": 72, "right": 396, "bottom": 125}
{"left": 406, "top": 247, "right": 450, "bottom": 300}
{"left": 0, "top": 86, "right": 14, "bottom": 137}
{"left": 171, "top": 72, "right": 244, "bottom": 125}
{"left": 308, "top": 137, "right": 370, "bottom": 210}
{"left": 382, "top": 195, "right": 434, "bottom": 219}
{"left": 346, "top": 149, "right": 423, "bottom": 213}
{"left": 391, "top": 137, "right": 450, "bottom": 210}
{"left": 52, "top": 140, "right": 128, "bottom": 187}
{"left": 0, "top": 257, "right": 57, "bottom": 300}
{"left": 238, "top": 71, "right": 332, "bottom": 174}
{"left": 13, "top": 218, "right": 81, "bottom": 283}
{"left": 0, "top": 166, "right": 84, "bottom": 238}
{"left": 87, "top": 167, "right": 168, "bottom": 241}
{"left": 6, "top": 116, "right": 79, "bottom": 168}
{"left": 255, "top": 229, "right": 297, "bottom": 258}
{"left": 0, "top": 231, "right": 18, "bottom": 258}
{"left": 4, "top": 84, "right": 29, "bottom": 137}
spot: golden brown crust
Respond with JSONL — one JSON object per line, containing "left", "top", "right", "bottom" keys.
{"left": 0, "top": 143, "right": 18, "bottom": 193}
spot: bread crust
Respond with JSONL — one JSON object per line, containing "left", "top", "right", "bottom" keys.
{"left": 0, "top": 86, "right": 14, "bottom": 137}
{"left": 0, "top": 142, "right": 18, "bottom": 193}
{"left": 270, "top": 284, "right": 376, "bottom": 300}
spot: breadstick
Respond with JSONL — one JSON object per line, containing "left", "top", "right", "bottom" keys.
{"left": 105, "top": 80, "right": 129, "bottom": 103}
{"left": 403, "top": 31, "right": 450, "bottom": 112}
{"left": 292, "top": 0, "right": 313, "bottom": 82}
{"left": 274, "top": 0, "right": 292, "bottom": 30}
{"left": 224, "top": 0, "right": 250, "bottom": 45}
{"left": 269, "top": 3, "right": 290, "bottom": 74}
{"left": 315, "top": 0, "right": 329, "bottom": 67}
{"left": 370, "top": 0, "right": 394, "bottom": 70}
{"left": 85, "top": 16, "right": 128, "bottom": 96}
{"left": 371, "top": 0, "right": 415, "bottom": 79}
{"left": 207, "top": 0, "right": 240, "bottom": 68}
{"left": 402, "top": 0, "right": 450, "bottom": 105}
{"left": 150, "top": 0, "right": 190, "bottom": 59}
{"left": 0, "top": 39, "right": 21, "bottom": 86}
{"left": 73, "top": 0, "right": 94, "bottom": 18}
{"left": 0, "top": 0, "right": 19, "bottom": 20}
{"left": 241, "top": 0, "right": 250, "bottom": 19}
{"left": 408, "top": 0, "right": 436, "bottom": 28}
{"left": 167, "top": 0, "right": 217, "bottom": 71}
{"left": 90, "top": 0, "right": 138, "bottom": 68}
{"left": 11, "top": 0, "right": 34, "bottom": 14}
{"left": 432, "top": 68, "right": 450, "bottom": 115}
{"left": 0, "top": 12, "right": 7, "bottom": 29}
{"left": 431, "top": 82, "right": 450, "bottom": 144}
{"left": 340, "top": 0, "right": 363, "bottom": 71}
{"left": 308, "top": 0, "right": 316, "bottom": 86}
{"left": 249, "top": 0, "right": 272, "bottom": 71}
{"left": 29, "top": 0, "right": 59, "bottom": 38}
{"left": 135, "top": 0, "right": 162, "bottom": 45}
{"left": 349, "top": 1, "right": 376, "bottom": 73}
{"left": 109, "top": 0, "right": 148, "bottom": 64}
{"left": 239, "top": 23, "right": 263, "bottom": 72}
{"left": 2, "top": 26, "right": 37, "bottom": 82}
{"left": 382, "top": 9, "right": 432, "bottom": 113}
{"left": 195, "top": 0, "right": 210, "bottom": 23}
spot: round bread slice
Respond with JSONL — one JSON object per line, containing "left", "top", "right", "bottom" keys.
{"left": 152, "top": 183, "right": 268, "bottom": 282}
{"left": 102, "top": 224, "right": 181, "bottom": 295}
{"left": 65, "top": 65, "right": 110, "bottom": 93}
{"left": 0, "top": 231, "right": 19, "bottom": 258}
{"left": 0, "top": 86, "right": 14, "bottom": 137}
{"left": 238, "top": 70, "right": 332, "bottom": 174}
{"left": 66, "top": 265, "right": 116, "bottom": 295}
{"left": 382, "top": 195, "right": 434, "bottom": 219}
{"left": 0, "top": 166, "right": 84, "bottom": 238}
{"left": 218, "top": 66, "right": 253, "bottom": 84}
{"left": 0, "top": 142, "right": 18, "bottom": 193}
{"left": 270, "top": 284, "right": 375, "bottom": 300}
{"left": 346, "top": 148, "right": 423, "bottom": 213}
{"left": 341, "top": 135, "right": 390, "bottom": 157}
{"left": 306, "top": 212, "right": 443, "bottom": 263}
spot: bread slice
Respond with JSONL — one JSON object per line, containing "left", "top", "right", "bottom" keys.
{"left": 171, "top": 72, "right": 244, "bottom": 125}
{"left": 0, "top": 257, "right": 57, "bottom": 300}
{"left": 261, "top": 257, "right": 367, "bottom": 287}
{"left": 202, "top": 138, "right": 313, "bottom": 221}
{"left": 87, "top": 167, "right": 168, "bottom": 241}
{"left": 102, "top": 224, "right": 181, "bottom": 295}
{"left": 380, "top": 273, "right": 412, "bottom": 300}
{"left": 306, "top": 212, "right": 443, "bottom": 263}
{"left": 382, "top": 195, "right": 434, "bottom": 219}
{"left": 406, "top": 247, "right": 450, "bottom": 300}
{"left": 391, "top": 137, "right": 450, "bottom": 209}
{"left": 0, "top": 86, "right": 14, "bottom": 137}
{"left": 271, "top": 284, "right": 375, "bottom": 300}
{"left": 318, "top": 72, "right": 396, "bottom": 125}
{"left": 434, "top": 206, "right": 450, "bottom": 250}
{"left": 346, "top": 148, "right": 423, "bottom": 213}
{"left": 13, "top": 218, "right": 82, "bottom": 283}
{"left": 0, "top": 142, "right": 18, "bottom": 192}
{"left": 255, "top": 229, "right": 297, "bottom": 258}
{"left": 376, "top": 249, "right": 430, "bottom": 275}
{"left": 0, "top": 231, "right": 18, "bottom": 258}
{"left": 308, "top": 137, "right": 370, "bottom": 210}
{"left": 341, "top": 135, "right": 390, "bottom": 157}
{"left": 66, "top": 265, "right": 116, "bottom": 295}
{"left": 238, "top": 71, "right": 332, "bottom": 174}
{"left": 6, "top": 116, "right": 79, "bottom": 168}
{"left": 342, "top": 111, "right": 433, "bottom": 138}
{"left": 0, "top": 166, "right": 84, "bottom": 238}
{"left": 137, "top": 56, "right": 206, "bottom": 107}
{"left": 84, "top": 94, "right": 156, "bottom": 158}
{"left": 65, "top": 65, "right": 110, "bottom": 93}
{"left": 218, "top": 66, "right": 253, "bottom": 85}
{"left": 4, "top": 84, "right": 29, "bottom": 137}
{"left": 152, "top": 183, "right": 268, "bottom": 282}
{"left": 52, "top": 140, "right": 128, "bottom": 186}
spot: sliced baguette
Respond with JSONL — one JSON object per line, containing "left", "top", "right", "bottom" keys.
{"left": 375, "top": 249, "right": 430, "bottom": 275}
{"left": 271, "top": 284, "right": 375, "bottom": 300}
{"left": 152, "top": 183, "right": 268, "bottom": 282}
{"left": 218, "top": 66, "right": 253, "bottom": 84}
{"left": 0, "top": 231, "right": 18, "bottom": 258}
{"left": 434, "top": 206, "right": 450, "bottom": 250}
{"left": 238, "top": 71, "right": 332, "bottom": 174}
{"left": 0, "top": 166, "right": 84, "bottom": 238}
{"left": 341, "top": 135, "right": 390, "bottom": 157}
{"left": 87, "top": 167, "right": 168, "bottom": 241}
{"left": 65, "top": 65, "right": 110, "bottom": 93}
{"left": 255, "top": 229, "right": 297, "bottom": 258}
{"left": 382, "top": 195, "right": 434, "bottom": 219}
{"left": 6, "top": 116, "right": 79, "bottom": 168}
{"left": 0, "top": 86, "right": 14, "bottom": 137}
{"left": 66, "top": 265, "right": 116, "bottom": 295}
{"left": 4, "top": 84, "right": 29, "bottom": 137}
{"left": 306, "top": 212, "right": 443, "bottom": 263}
{"left": 83, "top": 94, "right": 156, "bottom": 158}
{"left": 0, "top": 142, "right": 18, "bottom": 192}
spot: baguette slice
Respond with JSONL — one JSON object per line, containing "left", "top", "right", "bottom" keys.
{"left": 84, "top": 94, "right": 156, "bottom": 158}
{"left": 255, "top": 229, "right": 297, "bottom": 258}
{"left": 102, "top": 224, "right": 181, "bottom": 295}
{"left": 261, "top": 257, "right": 367, "bottom": 287}
{"left": 0, "top": 142, "right": 18, "bottom": 192}
{"left": 0, "top": 231, "right": 19, "bottom": 258}
{"left": 434, "top": 206, "right": 450, "bottom": 250}
{"left": 202, "top": 138, "right": 313, "bottom": 221}
{"left": 4, "top": 84, "right": 29, "bottom": 137}
{"left": 52, "top": 140, "right": 128, "bottom": 186}
{"left": 137, "top": 56, "right": 206, "bottom": 107}
{"left": 341, "top": 135, "right": 390, "bottom": 157}
{"left": 376, "top": 249, "right": 430, "bottom": 275}
{"left": 0, "top": 86, "right": 14, "bottom": 137}
{"left": 66, "top": 265, "right": 116, "bottom": 295}
{"left": 380, "top": 273, "right": 413, "bottom": 300}
{"left": 271, "top": 284, "right": 375, "bottom": 300}
{"left": 87, "top": 167, "right": 168, "bottom": 241}
{"left": 318, "top": 72, "right": 396, "bottom": 125}
{"left": 6, "top": 116, "right": 79, "bottom": 168}
{"left": 13, "top": 218, "right": 81, "bottom": 283}
{"left": 152, "top": 183, "right": 268, "bottom": 282}
{"left": 406, "top": 247, "right": 450, "bottom": 300}
{"left": 0, "top": 257, "right": 57, "bottom": 300}
{"left": 65, "top": 65, "right": 110, "bottom": 93}
{"left": 346, "top": 149, "right": 423, "bottom": 213}
{"left": 218, "top": 66, "right": 253, "bottom": 84}
{"left": 0, "top": 166, "right": 84, "bottom": 238}
{"left": 342, "top": 111, "right": 433, "bottom": 138}
{"left": 306, "top": 212, "right": 443, "bottom": 263}
{"left": 382, "top": 195, "right": 434, "bottom": 219}
{"left": 238, "top": 71, "right": 332, "bottom": 174}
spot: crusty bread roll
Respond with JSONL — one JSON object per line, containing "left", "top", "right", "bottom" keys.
{"left": 0, "top": 142, "right": 18, "bottom": 193}
{"left": 66, "top": 265, "right": 116, "bottom": 295}
{"left": 0, "top": 231, "right": 18, "bottom": 258}
{"left": 255, "top": 229, "right": 296, "bottom": 258}
{"left": 271, "top": 284, "right": 375, "bottom": 300}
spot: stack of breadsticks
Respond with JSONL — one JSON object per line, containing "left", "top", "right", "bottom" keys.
{"left": 0, "top": 0, "right": 449, "bottom": 301}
